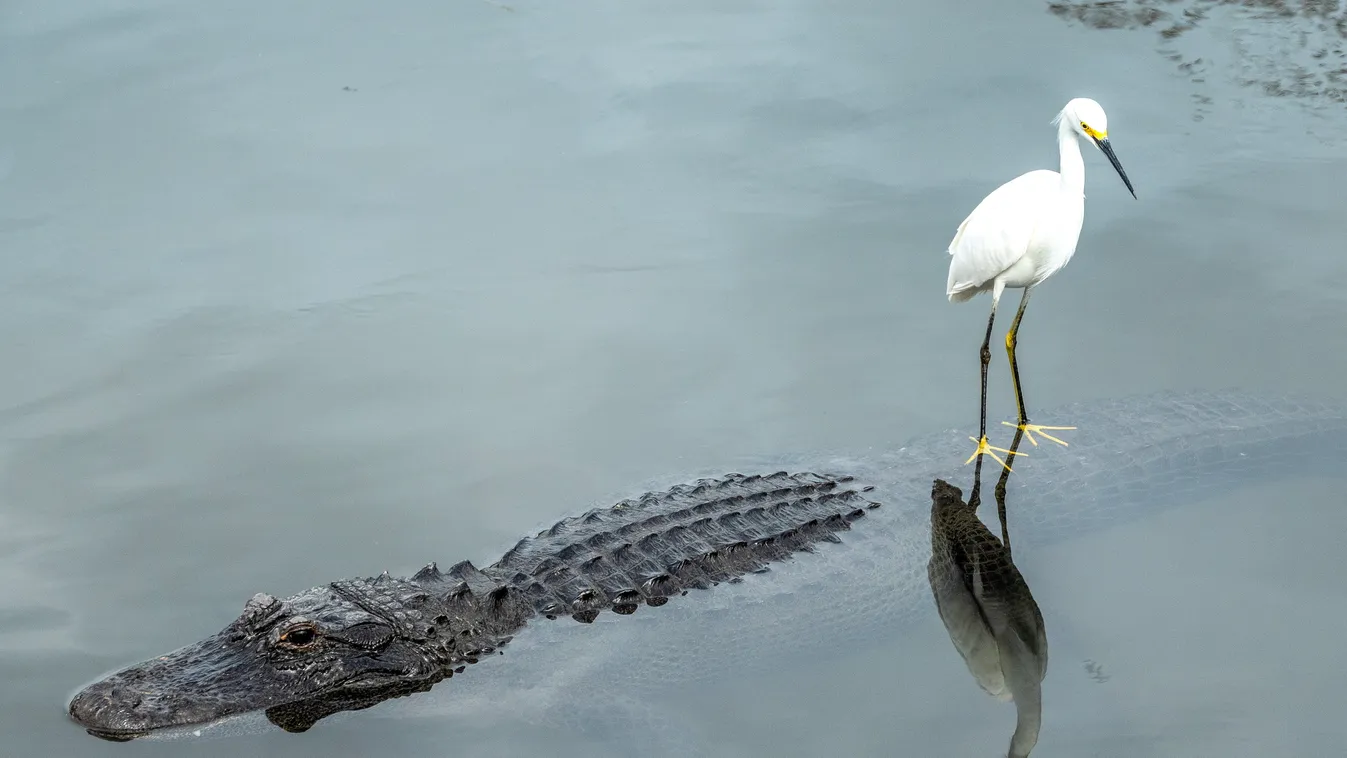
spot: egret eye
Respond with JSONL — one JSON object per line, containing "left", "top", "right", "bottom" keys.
{"left": 1079, "top": 121, "right": 1088, "bottom": 130}
{"left": 278, "top": 624, "right": 319, "bottom": 648}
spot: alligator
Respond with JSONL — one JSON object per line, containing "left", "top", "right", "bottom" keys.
{"left": 69, "top": 470, "right": 884, "bottom": 741}
{"left": 66, "top": 389, "right": 1347, "bottom": 752}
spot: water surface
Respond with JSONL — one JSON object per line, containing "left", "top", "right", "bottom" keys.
{"left": 3, "top": 0, "right": 1347, "bottom": 755}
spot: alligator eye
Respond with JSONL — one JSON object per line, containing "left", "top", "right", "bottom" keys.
{"left": 278, "top": 624, "right": 319, "bottom": 648}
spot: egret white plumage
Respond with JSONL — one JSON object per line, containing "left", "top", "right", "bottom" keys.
{"left": 946, "top": 97, "right": 1136, "bottom": 471}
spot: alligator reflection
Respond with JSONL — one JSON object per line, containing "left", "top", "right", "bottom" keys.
{"left": 928, "top": 426, "right": 1048, "bottom": 758}
{"left": 1048, "top": 0, "right": 1347, "bottom": 119}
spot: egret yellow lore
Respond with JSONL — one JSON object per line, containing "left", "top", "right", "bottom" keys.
{"left": 946, "top": 97, "right": 1136, "bottom": 471}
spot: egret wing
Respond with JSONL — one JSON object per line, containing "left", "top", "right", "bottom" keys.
{"left": 945, "top": 170, "right": 1057, "bottom": 301}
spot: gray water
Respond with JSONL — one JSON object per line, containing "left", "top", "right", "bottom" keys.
{"left": 3, "top": 0, "right": 1347, "bottom": 756}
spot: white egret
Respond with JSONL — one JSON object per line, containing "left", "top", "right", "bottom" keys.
{"left": 946, "top": 97, "right": 1136, "bottom": 471}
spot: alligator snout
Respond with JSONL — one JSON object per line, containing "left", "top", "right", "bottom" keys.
{"left": 68, "top": 676, "right": 156, "bottom": 742}
{"left": 69, "top": 665, "right": 243, "bottom": 742}
{"left": 67, "top": 626, "right": 265, "bottom": 741}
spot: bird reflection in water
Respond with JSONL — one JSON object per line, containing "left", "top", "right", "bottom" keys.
{"left": 928, "top": 426, "right": 1049, "bottom": 758}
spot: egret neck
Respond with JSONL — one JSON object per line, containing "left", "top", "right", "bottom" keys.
{"left": 1056, "top": 116, "right": 1085, "bottom": 197}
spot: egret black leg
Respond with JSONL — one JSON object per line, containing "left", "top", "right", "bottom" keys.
{"left": 965, "top": 300, "right": 1022, "bottom": 475}
{"left": 969, "top": 307, "right": 997, "bottom": 504}
{"left": 978, "top": 306, "right": 996, "bottom": 441}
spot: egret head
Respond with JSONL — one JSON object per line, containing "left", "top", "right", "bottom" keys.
{"left": 1056, "top": 97, "right": 1136, "bottom": 199}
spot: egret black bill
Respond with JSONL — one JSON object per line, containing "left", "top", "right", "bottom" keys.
{"left": 1094, "top": 137, "right": 1136, "bottom": 199}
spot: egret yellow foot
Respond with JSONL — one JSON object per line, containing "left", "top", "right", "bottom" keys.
{"left": 963, "top": 435, "right": 1025, "bottom": 471}
{"left": 1001, "top": 421, "right": 1076, "bottom": 447}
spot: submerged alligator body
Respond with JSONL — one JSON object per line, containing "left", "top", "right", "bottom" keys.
{"left": 67, "top": 389, "right": 1347, "bottom": 748}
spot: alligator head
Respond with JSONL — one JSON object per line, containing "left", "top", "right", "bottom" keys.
{"left": 67, "top": 575, "right": 463, "bottom": 741}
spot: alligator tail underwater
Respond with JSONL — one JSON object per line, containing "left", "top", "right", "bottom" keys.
{"left": 66, "top": 389, "right": 1347, "bottom": 744}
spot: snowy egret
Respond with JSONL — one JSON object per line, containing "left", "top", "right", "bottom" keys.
{"left": 946, "top": 97, "right": 1136, "bottom": 471}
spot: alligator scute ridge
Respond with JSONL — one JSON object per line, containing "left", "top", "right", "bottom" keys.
{"left": 485, "top": 470, "right": 879, "bottom": 621}
{"left": 67, "top": 469, "right": 882, "bottom": 740}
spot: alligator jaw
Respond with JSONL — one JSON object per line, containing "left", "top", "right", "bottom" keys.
{"left": 74, "top": 722, "right": 150, "bottom": 743}
{"left": 68, "top": 631, "right": 253, "bottom": 741}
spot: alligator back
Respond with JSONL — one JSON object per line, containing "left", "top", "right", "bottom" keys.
{"left": 485, "top": 472, "right": 881, "bottom": 622}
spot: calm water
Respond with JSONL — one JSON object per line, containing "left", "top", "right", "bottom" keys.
{"left": 3, "top": 0, "right": 1347, "bottom": 755}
